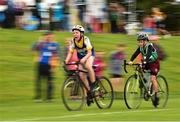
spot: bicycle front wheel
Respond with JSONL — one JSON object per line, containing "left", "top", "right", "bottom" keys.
{"left": 94, "top": 76, "right": 114, "bottom": 109}
{"left": 124, "top": 75, "right": 143, "bottom": 109}
{"left": 156, "top": 75, "right": 169, "bottom": 108}
{"left": 61, "top": 77, "right": 85, "bottom": 111}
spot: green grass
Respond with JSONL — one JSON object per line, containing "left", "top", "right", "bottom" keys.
{"left": 0, "top": 29, "right": 180, "bottom": 121}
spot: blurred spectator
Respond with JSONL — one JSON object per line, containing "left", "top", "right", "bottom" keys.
{"left": 37, "top": 0, "right": 50, "bottom": 30}
{"left": 108, "top": 2, "right": 119, "bottom": 33}
{"left": 23, "top": 15, "right": 39, "bottom": 31}
{"left": 151, "top": 7, "right": 171, "bottom": 37}
{"left": 49, "top": 2, "right": 64, "bottom": 31}
{"left": 14, "top": 0, "right": 25, "bottom": 28}
{"left": 109, "top": 44, "right": 126, "bottom": 92}
{"left": 92, "top": 17, "right": 101, "bottom": 33}
{"left": 0, "top": 0, "right": 7, "bottom": 27}
{"left": 86, "top": 0, "right": 107, "bottom": 33}
{"left": 117, "top": 4, "right": 126, "bottom": 34}
{"left": 94, "top": 51, "right": 107, "bottom": 77}
{"left": 32, "top": 31, "right": 60, "bottom": 102}
{"left": 84, "top": 10, "right": 92, "bottom": 33}
{"left": 32, "top": 0, "right": 42, "bottom": 29}
{"left": 3, "top": 0, "right": 16, "bottom": 28}
{"left": 63, "top": 0, "right": 70, "bottom": 31}
{"left": 75, "top": 0, "right": 86, "bottom": 24}
{"left": 143, "top": 15, "right": 156, "bottom": 35}
{"left": 0, "top": 0, "right": 6, "bottom": 5}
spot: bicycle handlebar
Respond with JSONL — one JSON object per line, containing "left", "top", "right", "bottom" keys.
{"left": 63, "top": 61, "right": 89, "bottom": 74}
{"left": 123, "top": 60, "right": 145, "bottom": 73}
{"left": 64, "top": 61, "right": 80, "bottom": 65}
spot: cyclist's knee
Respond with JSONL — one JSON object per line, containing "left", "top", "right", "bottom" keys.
{"left": 85, "top": 64, "right": 92, "bottom": 70}
{"left": 151, "top": 75, "right": 156, "bottom": 81}
{"left": 80, "top": 73, "right": 86, "bottom": 80}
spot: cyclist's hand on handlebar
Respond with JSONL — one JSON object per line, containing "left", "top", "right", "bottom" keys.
{"left": 140, "top": 61, "right": 146, "bottom": 66}
{"left": 128, "top": 61, "right": 133, "bottom": 65}
{"left": 64, "top": 60, "right": 68, "bottom": 64}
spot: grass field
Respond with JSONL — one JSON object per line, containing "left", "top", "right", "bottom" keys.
{"left": 0, "top": 29, "right": 180, "bottom": 121}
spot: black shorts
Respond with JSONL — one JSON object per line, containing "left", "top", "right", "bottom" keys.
{"left": 38, "top": 63, "right": 52, "bottom": 81}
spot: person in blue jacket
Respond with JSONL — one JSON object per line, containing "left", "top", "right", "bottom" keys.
{"left": 32, "top": 31, "right": 60, "bottom": 102}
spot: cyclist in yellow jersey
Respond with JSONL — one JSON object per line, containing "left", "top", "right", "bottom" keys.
{"left": 65, "top": 25, "right": 99, "bottom": 106}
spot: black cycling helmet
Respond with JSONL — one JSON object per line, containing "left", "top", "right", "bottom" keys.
{"left": 137, "top": 33, "right": 149, "bottom": 41}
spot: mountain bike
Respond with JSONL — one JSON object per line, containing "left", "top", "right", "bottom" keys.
{"left": 61, "top": 61, "right": 114, "bottom": 111}
{"left": 123, "top": 60, "right": 168, "bottom": 109}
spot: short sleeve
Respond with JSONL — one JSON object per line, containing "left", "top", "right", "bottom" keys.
{"left": 84, "top": 36, "right": 92, "bottom": 50}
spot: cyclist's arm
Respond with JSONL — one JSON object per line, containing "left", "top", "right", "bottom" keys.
{"left": 145, "top": 45, "right": 154, "bottom": 63}
{"left": 65, "top": 51, "right": 73, "bottom": 64}
{"left": 84, "top": 36, "right": 93, "bottom": 50}
{"left": 130, "top": 47, "right": 140, "bottom": 61}
{"left": 65, "top": 40, "right": 74, "bottom": 63}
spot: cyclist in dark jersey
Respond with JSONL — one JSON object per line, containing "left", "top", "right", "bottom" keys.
{"left": 128, "top": 33, "right": 160, "bottom": 107}
{"left": 65, "top": 25, "right": 99, "bottom": 106}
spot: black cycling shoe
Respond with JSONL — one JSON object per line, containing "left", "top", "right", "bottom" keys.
{"left": 153, "top": 96, "right": 159, "bottom": 108}
{"left": 90, "top": 82, "right": 100, "bottom": 92}
{"left": 86, "top": 92, "right": 94, "bottom": 106}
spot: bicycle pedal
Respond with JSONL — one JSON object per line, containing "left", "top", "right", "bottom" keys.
{"left": 86, "top": 98, "right": 94, "bottom": 106}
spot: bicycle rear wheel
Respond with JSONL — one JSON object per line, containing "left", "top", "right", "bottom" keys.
{"left": 61, "top": 77, "right": 85, "bottom": 111}
{"left": 152, "top": 75, "right": 169, "bottom": 108}
{"left": 94, "top": 76, "right": 114, "bottom": 109}
{"left": 124, "top": 75, "right": 143, "bottom": 109}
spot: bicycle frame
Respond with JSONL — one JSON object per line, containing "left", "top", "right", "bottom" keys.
{"left": 63, "top": 61, "right": 90, "bottom": 92}
{"left": 124, "top": 60, "right": 153, "bottom": 96}
{"left": 62, "top": 61, "right": 114, "bottom": 110}
{"left": 123, "top": 60, "right": 168, "bottom": 109}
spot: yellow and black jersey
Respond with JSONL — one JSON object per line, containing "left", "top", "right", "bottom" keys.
{"left": 69, "top": 36, "right": 95, "bottom": 59}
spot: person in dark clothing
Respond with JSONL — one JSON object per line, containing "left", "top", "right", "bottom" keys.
{"left": 109, "top": 44, "right": 126, "bottom": 92}
{"left": 128, "top": 33, "right": 160, "bottom": 107}
{"left": 32, "top": 31, "right": 60, "bottom": 102}
{"left": 3, "top": 0, "right": 15, "bottom": 28}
